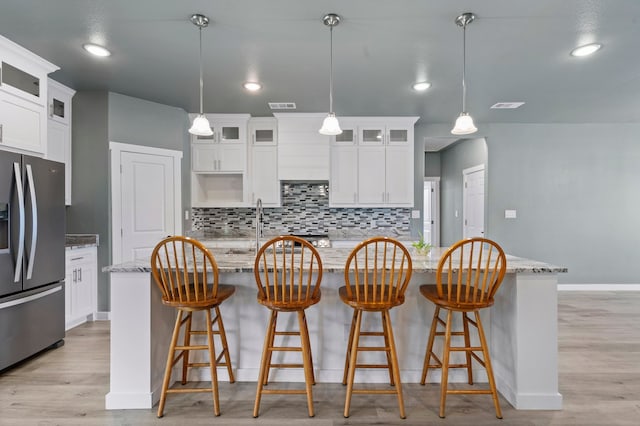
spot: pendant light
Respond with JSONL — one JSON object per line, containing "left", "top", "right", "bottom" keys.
{"left": 319, "top": 13, "right": 342, "bottom": 136}
{"left": 188, "top": 14, "right": 213, "bottom": 136}
{"left": 451, "top": 12, "right": 478, "bottom": 136}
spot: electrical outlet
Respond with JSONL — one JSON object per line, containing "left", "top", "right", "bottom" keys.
{"left": 505, "top": 209, "right": 517, "bottom": 219}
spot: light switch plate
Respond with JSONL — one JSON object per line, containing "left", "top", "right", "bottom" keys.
{"left": 411, "top": 210, "right": 420, "bottom": 219}
{"left": 505, "top": 209, "right": 517, "bottom": 219}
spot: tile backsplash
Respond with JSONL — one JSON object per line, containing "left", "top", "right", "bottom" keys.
{"left": 192, "top": 182, "right": 411, "bottom": 235}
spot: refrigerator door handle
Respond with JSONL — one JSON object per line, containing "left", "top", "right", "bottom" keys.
{"left": 25, "top": 164, "right": 38, "bottom": 280}
{"left": 13, "top": 162, "right": 25, "bottom": 283}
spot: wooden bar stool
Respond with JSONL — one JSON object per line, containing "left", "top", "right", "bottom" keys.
{"left": 150, "top": 236, "right": 235, "bottom": 418}
{"left": 340, "top": 237, "right": 412, "bottom": 418}
{"left": 252, "top": 235, "right": 323, "bottom": 418}
{"left": 419, "top": 237, "right": 506, "bottom": 418}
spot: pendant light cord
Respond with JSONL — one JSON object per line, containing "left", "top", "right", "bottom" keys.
{"left": 199, "top": 25, "right": 204, "bottom": 115}
{"left": 329, "top": 24, "right": 334, "bottom": 114}
{"left": 461, "top": 23, "right": 467, "bottom": 113}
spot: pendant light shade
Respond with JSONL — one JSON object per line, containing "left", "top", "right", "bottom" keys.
{"left": 319, "top": 13, "right": 342, "bottom": 136}
{"left": 452, "top": 112, "right": 477, "bottom": 135}
{"left": 451, "top": 12, "right": 478, "bottom": 136}
{"left": 188, "top": 14, "right": 213, "bottom": 137}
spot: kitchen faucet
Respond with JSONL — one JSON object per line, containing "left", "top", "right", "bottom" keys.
{"left": 255, "top": 198, "right": 263, "bottom": 253}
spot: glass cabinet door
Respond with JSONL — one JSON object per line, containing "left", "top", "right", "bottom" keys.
{"left": 359, "top": 127, "right": 384, "bottom": 145}
{"left": 220, "top": 125, "right": 240, "bottom": 143}
{"left": 1, "top": 62, "right": 40, "bottom": 98}
{"left": 387, "top": 128, "right": 409, "bottom": 145}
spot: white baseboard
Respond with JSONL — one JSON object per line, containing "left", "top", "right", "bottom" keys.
{"left": 558, "top": 284, "right": 640, "bottom": 291}
{"left": 94, "top": 311, "right": 111, "bottom": 320}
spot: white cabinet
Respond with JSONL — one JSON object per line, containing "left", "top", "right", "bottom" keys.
{"left": 191, "top": 143, "right": 246, "bottom": 172}
{"left": 190, "top": 114, "right": 250, "bottom": 207}
{"left": 65, "top": 247, "right": 97, "bottom": 330}
{"left": 46, "top": 79, "right": 75, "bottom": 205}
{"left": 249, "top": 118, "right": 280, "bottom": 206}
{"left": 0, "top": 35, "right": 58, "bottom": 155}
{"left": 329, "top": 117, "right": 418, "bottom": 207}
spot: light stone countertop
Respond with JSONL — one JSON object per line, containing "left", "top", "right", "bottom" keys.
{"left": 103, "top": 245, "right": 567, "bottom": 275}
{"left": 65, "top": 233, "right": 99, "bottom": 249}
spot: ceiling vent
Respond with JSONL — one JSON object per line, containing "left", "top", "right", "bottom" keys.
{"left": 268, "top": 102, "right": 297, "bottom": 110}
{"left": 490, "top": 102, "right": 525, "bottom": 109}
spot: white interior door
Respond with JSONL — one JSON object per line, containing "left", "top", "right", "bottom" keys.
{"left": 463, "top": 165, "right": 485, "bottom": 238}
{"left": 423, "top": 179, "right": 440, "bottom": 246}
{"left": 110, "top": 142, "right": 182, "bottom": 264}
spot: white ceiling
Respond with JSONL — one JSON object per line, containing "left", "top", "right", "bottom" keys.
{"left": 2, "top": 0, "right": 639, "bottom": 144}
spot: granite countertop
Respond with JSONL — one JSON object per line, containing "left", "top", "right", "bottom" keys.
{"left": 66, "top": 234, "right": 99, "bottom": 249}
{"left": 186, "top": 229, "right": 413, "bottom": 242}
{"left": 103, "top": 246, "right": 567, "bottom": 275}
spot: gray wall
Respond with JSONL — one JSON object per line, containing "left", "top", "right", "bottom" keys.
{"left": 439, "top": 138, "right": 487, "bottom": 246}
{"left": 68, "top": 91, "right": 110, "bottom": 310}
{"left": 486, "top": 123, "right": 640, "bottom": 284}
{"left": 413, "top": 122, "right": 640, "bottom": 285}
{"left": 68, "top": 92, "right": 190, "bottom": 311}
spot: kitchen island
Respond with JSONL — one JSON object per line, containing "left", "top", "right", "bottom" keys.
{"left": 103, "top": 245, "right": 566, "bottom": 411}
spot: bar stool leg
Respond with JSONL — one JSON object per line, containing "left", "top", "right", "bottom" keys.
{"left": 420, "top": 306, "right": 441, "bottom": 384}
{"left": 462, "top": 312, "right": 474, "bottom": 385}
{"left": 157, "top": 310, "right": 184, "bottom": 418}
{"left": 263, "top": 311, "right": 278, "bottom": 386}
{"left": 439, "top": 309, "right": 453, "bottom": 418}
{"left": 381, "top": 311, "right": 395, "bottom": 386}
{"left": 298, "top": 310, "right": 315, "bottom": 417}
{"left": 300, "top": 310, "right": 316, "bottom": 385}
{"left": 254, "top": 310, "right": 277, "bottom": 417}
{"left": 475, "top": 311, "right": 503, "bottom": 419}
{"left": 182, "top": 311, "right": 193, "bottom": 384}
{"left": 342, "top": 310, "right": 357, "bottom": 385}
{"left": 205, "top": 308, "right": 221, "bottom": 416}
{"left": 214, "top": 306, "right": 235, "bottom": 383}
{"left": 383, "top": 310, "right": 406, "bottom": 418}
{"left": 343, "top": 309, "right": 363, "bottom": 418}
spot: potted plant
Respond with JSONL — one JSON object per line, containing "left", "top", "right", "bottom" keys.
{"left": 412, "top": 233, "right": 433, "bottom": 256}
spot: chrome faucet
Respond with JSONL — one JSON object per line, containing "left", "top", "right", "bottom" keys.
{"left": 255, "top": 198, "right": 263, "bottom": 252}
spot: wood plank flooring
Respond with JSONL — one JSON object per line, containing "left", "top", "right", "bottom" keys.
{"left": 1, "top": 291, "right": 639, "bottom": 425}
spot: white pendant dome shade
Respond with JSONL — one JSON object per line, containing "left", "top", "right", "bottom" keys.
{"left": 319, "top": 113, "right": 343, "bottom": 136}
{"left": 189, "top": 114, "right": 213, "bottom": 136}
{"left": 451, "top": 112, "right": 478, "bottom": 135}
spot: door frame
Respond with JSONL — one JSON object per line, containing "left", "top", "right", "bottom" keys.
{"left": 423, "top": 177, "right": 440, "bottom": 247}
{"left": 462, "top": 163, "right": 485, "bottom": 239}
{"left": 109, "top": 141, "right": 182, "bottom": 265}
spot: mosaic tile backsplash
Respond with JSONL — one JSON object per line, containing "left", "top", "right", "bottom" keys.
{"left": 192, "top": 182, "right": 411, "bottom": 235}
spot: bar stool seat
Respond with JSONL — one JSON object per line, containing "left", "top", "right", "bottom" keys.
{"left": 150, "top": 236, "right": 235, "bottom": 418}
{"left": 339, "top": 237, "right": 412, "bottom": 419}
{"left": 252, "top": 235, "right": 323, "bottom": 418}
{"left": 419, "top": 237, "right": 506, "bottom": 419}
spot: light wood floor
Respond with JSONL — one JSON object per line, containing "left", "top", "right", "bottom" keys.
{"left": 1, "top": 292, "right": 639, "bottom": 425}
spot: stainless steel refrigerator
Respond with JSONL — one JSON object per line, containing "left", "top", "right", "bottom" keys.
{"left": 0, "top": 152, "right": 65, "bottom": 371}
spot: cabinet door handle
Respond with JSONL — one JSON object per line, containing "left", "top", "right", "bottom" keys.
{"left": 78, "top": 268, "right": 82, "bottom": 282}
{"left": 252, "top": 134, "right": 255, "bottom": 145}
{"left": 353, "top": 192, "right": 356, "bottom": 203}
{"left": 0, "top": 124, "right": 3, "bottom": 143}
{"left": 73, "top": 268, "right": 77, "bottom": 283}
{"left": 382, "top": 192, "right": 385, "bottom": 202}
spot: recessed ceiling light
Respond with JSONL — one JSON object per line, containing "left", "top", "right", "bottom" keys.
{"left": 83, "top": 43, "right": 111, "bottom": 57}
{"left": 243, "top": 82, "right": 262, "bottom": 92}
{"left": 412, "top": 82, "right": 431, "bottom": 91}
{"left": 570, "top": 43, "right": 602, "bottom": 57}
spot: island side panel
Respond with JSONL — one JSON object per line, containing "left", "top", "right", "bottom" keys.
{"left": 491, "top": 272, "right": 563, "bottom": 410}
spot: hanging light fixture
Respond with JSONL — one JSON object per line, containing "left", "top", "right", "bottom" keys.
{"left": 188, "top": 14, "right": 213, "bottom": 136}
{"left": 451, "top": 12, "right": 478, "bottom": 136}
{"left": 319, "top": 13, "right": 342, "bottom": 136}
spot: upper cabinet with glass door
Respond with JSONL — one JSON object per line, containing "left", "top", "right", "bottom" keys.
{"left": 249, "top": 117, "right": 277, "bottom": 146}
{"left": 190, "top": 113, "right": 250, "bottom": 145}
{"left": 0, "top": 35, "right": 59, "bottom": 155}
{"left": 358, "top": 118, "right": 412, "bottom": 146}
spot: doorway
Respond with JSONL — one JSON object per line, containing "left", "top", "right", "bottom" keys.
{"left": 463, "top": 164, "right": 485, "bottom": 238}
{"left": 110, "top": 142, "right": 182, "bottom": 264}
{"left": 423, "top": 179, "right": 440, "bottom": 247}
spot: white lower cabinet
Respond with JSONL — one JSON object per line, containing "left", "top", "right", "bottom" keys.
{"left": 65, "top": 247, "right": 97, "bottom": 330}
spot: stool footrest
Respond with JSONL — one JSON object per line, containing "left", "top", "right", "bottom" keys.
{"left": 166, "top": 387, "right": 213, "bottom": 394}
{"left": 448, "top": 389, "right": 494, "bottom": 395}
{"left": 270, "top": 346, "right": 302, "bottom": 352}
{"left": 356, "top": 346, "right": 389, "bottom": 352}
{"left": 261, "top": 389, "right": 308, "bottom": 395}
{"left": 175, "top": 344, "right": 208, "bottom": 351}
{"left": 270, "top": 363, "right": 304, "bottom": 369}
{"left": 352, "top": 389, "right": 398, "bottom": 395}
{"left": 356, "top": 363, "right": 393, "bottom": 369}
